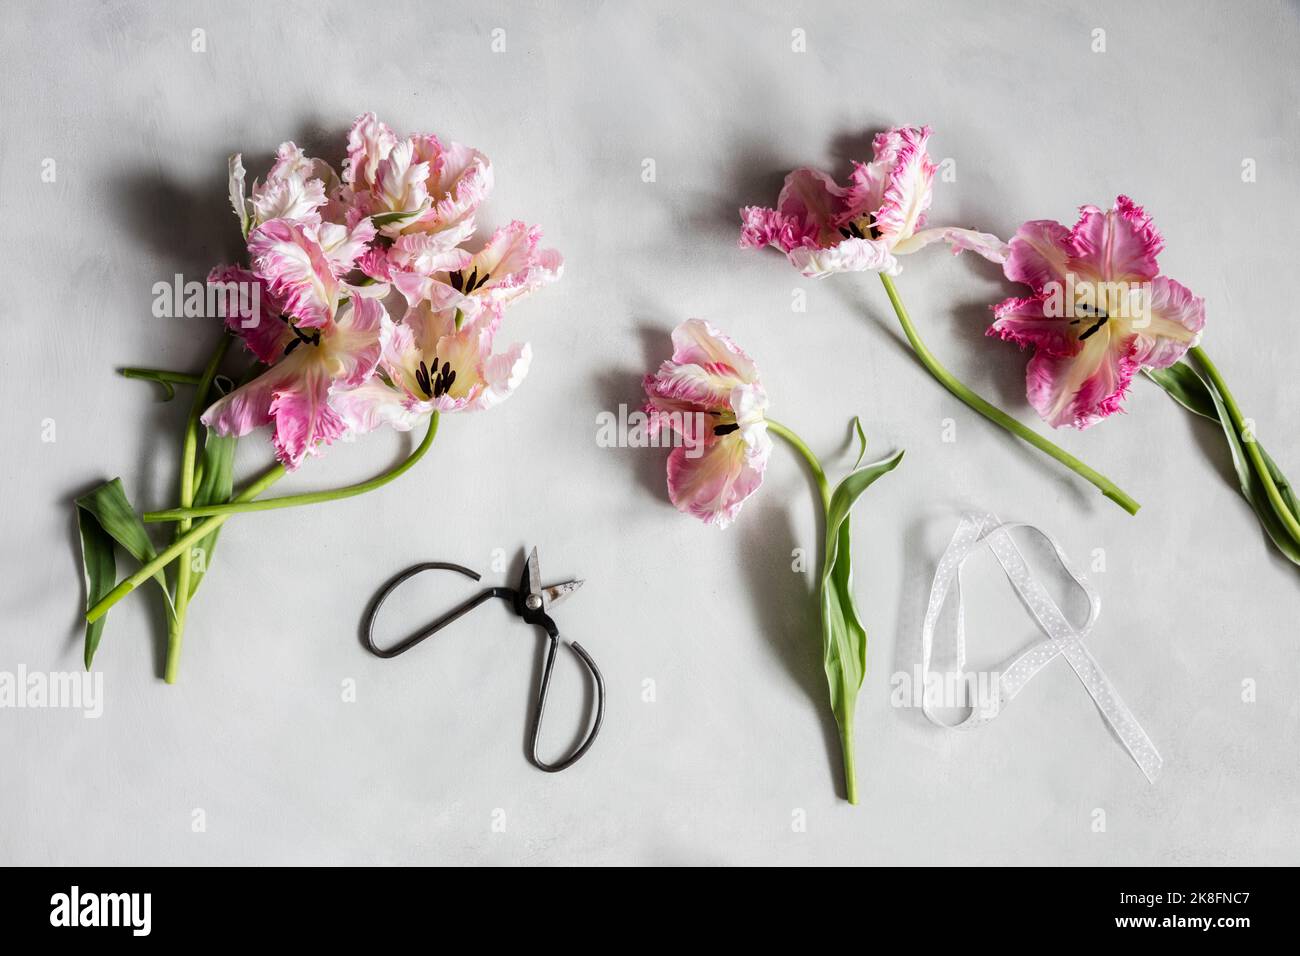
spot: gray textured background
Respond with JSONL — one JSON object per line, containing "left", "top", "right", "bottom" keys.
{"left": 2, "top": 0, "right": 1298, "bottom": 866}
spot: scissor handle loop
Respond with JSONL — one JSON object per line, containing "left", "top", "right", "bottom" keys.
{"left": 362, "top": 562, "right": 509, "bottom": 659}
{"left": 529, "top": 619, "right": 606, "bottom": 772}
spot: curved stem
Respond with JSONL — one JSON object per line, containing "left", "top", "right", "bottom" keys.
{"left": 119, "top": 367, "right": 204, "bottom": 387}
{"left": 1191, "top": 346, "right": 1300, "bottom": 545}
{"left": 120, "top": 366, "right": 237, "bottom": 403}
{"left": 85, "top": 464, "right": 286, "bottom": 625}
{"left": 144, "top": 412, "right": 440, "bottom": 522}
{"left": 877, "top": 272, "right": 1140, "bottom": 516}
{"left": 766, "top": 419, "right": 831, "bottom": 513}
{"left": 165, "top": 338, "right": 230, "bottom": 683}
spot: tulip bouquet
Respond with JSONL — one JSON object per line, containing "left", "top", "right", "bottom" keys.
{"left": 643, "top": 319, "right": 903, "bottom": 803}
{"left": 77, "top": 113, "right": 562, "bottom": 681}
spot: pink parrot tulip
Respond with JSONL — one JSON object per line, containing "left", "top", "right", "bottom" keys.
{"left": 740, "top": 125, "right": 1007, "bottom": 277}
{"left": 643, "top": 319, "right": 771, "bottom": 528}
{"left": 989, "top": 196, "right": 1206, "bottom": 428}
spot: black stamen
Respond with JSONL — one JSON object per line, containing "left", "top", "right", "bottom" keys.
{"left": 1078, "top": 315, "right": 1109, "bottom": 341}
{"left": 714, "top": 423, "right": 740, "bottom": 436}
{"left": 415, "top": 361, "right": 432, "bottom": 397}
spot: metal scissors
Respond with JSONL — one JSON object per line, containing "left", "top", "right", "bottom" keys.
{"left": 361, "top": 547, "right": 605, "bottom": 772}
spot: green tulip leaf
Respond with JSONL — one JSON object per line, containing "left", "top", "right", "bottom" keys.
{"left": 75, "top": 479, "right": 174, "bottom": 668}
{"left": 850, "top": 415, "right": 868, "bottom": 469}
{"left": 1146, "top": 364, "right": 1300, "bottom": 565}
{"left": 819, "top": 448, "right": 904, "bottom": 801}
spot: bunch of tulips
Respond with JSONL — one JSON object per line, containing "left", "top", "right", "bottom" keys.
{"left": 77, "top": 113, "right": 561, "bottom": 682}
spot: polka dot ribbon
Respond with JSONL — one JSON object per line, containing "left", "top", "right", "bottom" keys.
{"left": 920, "top": 512, "right": 1162, "bottom": 783}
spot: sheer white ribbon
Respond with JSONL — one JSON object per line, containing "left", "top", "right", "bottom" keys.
{"left": 920, "top": 512, "right": 1162, "bottom": 783}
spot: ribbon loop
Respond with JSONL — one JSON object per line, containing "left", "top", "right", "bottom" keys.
{"left": 920, "top": 512, "right": 1162, "bottom": 783}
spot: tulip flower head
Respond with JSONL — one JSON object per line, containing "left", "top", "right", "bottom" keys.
{"left": 201, "top": 293, "right": 386, "bottom": 469}
{"left": 643, "top": 319, "right": 771, "bottom": 528}
{"left": 740, "top": 125, "right": 1008, "bottom": 277}
{"left": 989, "top": 196, "right": 1206, "bottom": 428}
{"left": 333, "top": 299, "right": 533, "bottom": 435}
{"left": 342, "top": 111, "right": 492, "bottom": 246}
{"left": 390, "top": 219, "right": 563, "bottom": 314}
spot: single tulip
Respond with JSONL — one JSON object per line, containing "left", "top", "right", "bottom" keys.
{"left": 991, "top": 197, "right": 1300, "bottom": 567}
{"left": 740, "top": 126, "right": 1007, "bottom": 277}
{"left": 643, "top": 319, "right": 904, "bottom": 802}
{"left": 642, "top": 319, "right": 772, "bottom": 527}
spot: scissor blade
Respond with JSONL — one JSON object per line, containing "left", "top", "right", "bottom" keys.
{"left": 543, "top": 579, "right": 584, "bottom": 610}
{"left": 525, "top": 547, "right": 542, "bottom": 601}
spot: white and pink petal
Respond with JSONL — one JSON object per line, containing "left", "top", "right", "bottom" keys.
{"left": 401, "top": 140, "right": 492, "bottom": 239}
{"left": 248, "top": 219, "right": 339, "bottom": 329}
{"left": 472, "top": 340, "right": 533, "bottom": 410}
{"left": 1067, "top": 195, "right": 1164, "bottom": 283}
{"left": 787, "top": 235, "right": 899, "bottom": 277}
{"left": 869, "top": 125, "right": 936, "bottom": 246}
{"left": 267, "top": 365, "right": 348, "bottom": 469}
{"left": 332, "top": 379, "right": 423, "bottom": 435}
{"left": 775, "top": 167, "right": 849, "bottom": 248}
{"left": 316, "top": 216, "right": 378, "bottom": 275}
{"left": 1131, "top": 275, "right": 1205, "bottom": 369}
{"left": 988, "top": 295, "right": 1077, "bottom": 356}
{"left": 665, "top": 432, "right": 770, "bottom": 529}
{"left": 892, "top": 226, "right": 1009, "bottom": 262}
{"left": 206, "top": 264, "right": 291, "bottom": 365}
{"left": 320, "top": 295, "right": 385, "bottom": 389}
{"left": 370, "top": 139, "right": 432, "bottom": 234}
{"left": 344, "top": 112, "right": 398, "bottom": 190}
{"left": 1003, "top": 220, "right": 1073, "bottom": 291}
{"left": 250, "top": 175, "right": 327, "bottom": 227}
{"left": 1026, "top": 332, "right": 1139, "bottom": 429}
{"left": 200, "top": 348, "right": 343, "bottom": 470}
{"left": 471, "top": 221, "right": 563, "bottom": 302}
{"left": 738, "top": 204, "right": 818, "bottom": 253}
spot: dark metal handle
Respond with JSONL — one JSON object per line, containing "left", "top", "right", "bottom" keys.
{"left": 362, "top": 562, "right": 510, "bottom": 659}
{"left": 529, "top": 629, "right": 606, "bottom": 773}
